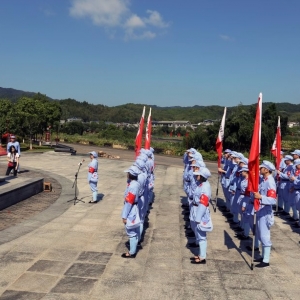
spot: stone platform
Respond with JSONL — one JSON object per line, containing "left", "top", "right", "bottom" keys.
{"left": 0, "top": 176, "right": 44, "bottom": 210}
{"left": 0, "top": 150, "right": 299, "bottom": 299}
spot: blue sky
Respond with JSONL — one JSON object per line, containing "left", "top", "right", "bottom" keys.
{"left": 1, "top": 0, "right": 299, "bottom": 107}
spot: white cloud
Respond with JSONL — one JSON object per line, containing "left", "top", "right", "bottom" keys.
{"left": 219, "top": 34, "right": 235, "bottom": 41}
{"left": 144, "top": 10, "right": 170, "bottom": 28}
{"left": 125, "top": 14, "right": 145, "bottom": 29}
{"left": 69, "top": 0, "right": 170, "bottom": 40}
{"left": 70, "top": 0, "right": 128, "bottom": 27}
{"left": 125, "top": 30, "right": 156, "bottom": 41}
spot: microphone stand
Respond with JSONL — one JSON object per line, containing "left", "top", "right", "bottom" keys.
{"left": 68, "top": 159, "right": 85, "bottom": 205}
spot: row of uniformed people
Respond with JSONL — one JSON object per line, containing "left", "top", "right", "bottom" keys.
{"left": 219, "top": 149, "right": 300, "bottom": 267}
{"left": 121, "top": 147, "right": 155, "bottom": 258}
{"left": 182, "top": 148, "right": 213, "bottom": 264}
{"left": 276, "top": 149, "right": 300, "bottom": 227}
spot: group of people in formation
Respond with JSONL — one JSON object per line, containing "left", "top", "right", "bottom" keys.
{"left": 121, "top": 147, "right": 155, "bottom": 258}
{"left": 217, "top": 148, "right": 300, "bottom": 268}
{"left": 183, "top": 148, "right": 213, "bottom": 265}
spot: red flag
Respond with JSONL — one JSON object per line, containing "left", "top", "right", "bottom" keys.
{"left": 246, "top": 93, "right": 262, "bottom": 211}
{"left": 135, "top": 106, "right": 145, "bottom": 158}
{"left": 271, "top": 116, "right": 281, "bottom": 170}
{"left": 216, "top": 107, "right": 227, "bottom": 167}
{"left": 144, "top": 108, "right": 152, "bottom": 149}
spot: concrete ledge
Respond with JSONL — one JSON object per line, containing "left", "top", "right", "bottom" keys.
{"left": 0, "top": 178, "right": 44, "bottom": 210}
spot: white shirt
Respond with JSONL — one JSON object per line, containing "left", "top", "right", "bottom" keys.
{"left": 7, "top": 152, "right": 19, "bottom": 162}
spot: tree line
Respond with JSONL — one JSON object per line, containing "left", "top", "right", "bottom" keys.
{"left": 184, "top": 103, "right": 289, "bottom": 155}
{"left": 0, "top": 93, "right": 293, "bottom": 155}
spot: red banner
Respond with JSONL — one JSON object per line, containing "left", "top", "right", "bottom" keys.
{"left": 246, "top": 94, "right": 262, "bottom": 211}
{"left": 216, "top": 107, "right": 227, "bottom": 167}
{"left": 135, "top": 106, "right": 145, "bottom": 158}
{"left": 144, "top": 108, "right": 152, "bottom": 149}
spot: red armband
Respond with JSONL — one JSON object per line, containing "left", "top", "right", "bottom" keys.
{"left": 89, "top": 167, "right": 95, "bottom": 173}
{"left": 199, "top": 194, "right": 209, "bottom": 207}
{"left": 267, "top": 189, "right": 276, "bottom": 198}
{"left": 125, "top": 192, "right": 136, "bottom": 205}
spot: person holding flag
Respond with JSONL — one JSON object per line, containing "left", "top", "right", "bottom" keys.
{"left": 253, "top": 161, "right": 277, "bottom": 268}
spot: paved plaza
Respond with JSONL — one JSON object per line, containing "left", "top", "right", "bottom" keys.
{"left": 0, "top": 151, "right": 300, "bottom": 299}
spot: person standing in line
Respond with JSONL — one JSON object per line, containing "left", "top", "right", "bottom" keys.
{"left": 6, "top": 145, "right": 19, "bottom": 176}
{"left": 277, "top": 155, "right": 294, "bottom": 216}
{"left": 133, "top": 158, "right": 148, "bottom": 244}
{"left": 254, "top": 161, "right": 277, "bottom": 268}
{"left": 190, "top": 167, "right": 212, "bottom": 264}
{"left": 121, "top": 166, "right": 141, "bottom": 258}
{"left": 87, "top": 151, "right": 99, "bottom": 203}
{"left": 6, "top": 135, "right": 21, "bottom": 173}
{"left": 218, "top": 149, "right": 232, "bottom": 210}
{"left": 289, "top": 159, "right": 300, "bottom": 226}
{"left": 276, "top": 151, "right": 286, "bottom": 211}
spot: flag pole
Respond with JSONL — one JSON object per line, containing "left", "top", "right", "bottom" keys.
{"left": 250, "top": 212, "right": 257, "bottom": 270}
{"left": 213, "top": 107, "right": 227, "bottom": 212}
{"left": 276, "top": 116, "right": 281, "bottom": 214}
{"left": 246, "top": 93, "right": 262, "bottom": 270}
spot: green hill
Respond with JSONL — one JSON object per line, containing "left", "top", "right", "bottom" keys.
{"left": 1, "top": 87, "right": 300, "bottom": 123}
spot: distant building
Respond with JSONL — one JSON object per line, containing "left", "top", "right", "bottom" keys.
{"left": 288, "top": 122, "right": 299, "bottom": 128}
{"left": 152, "top": 121, "right": 192, "bottom": 128}
{"left": 66, "top": 117, "right": 83, "bottom": 123}
{"left": 197, "top": 119, "right": 217, "bottom": 126}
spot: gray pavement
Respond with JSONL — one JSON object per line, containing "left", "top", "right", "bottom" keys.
{"left": 0, "top": 151, "right": 300, "bottom": 299}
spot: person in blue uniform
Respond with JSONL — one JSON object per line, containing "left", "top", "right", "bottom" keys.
{"left": 291, "top": 149, "right": 300, "bottom": 161}
{"left": 288, "top": 158, "right": 300, "bottom": 222}
{"left": 277, "top": 151, "right": 286, "bottom": 211}
{"left": 277, "top": 155, "right": 294, "bottom": 215}
{"left": 254, "top": 160, "right": 277, "bottom": 268}
{"left": 236, "top": 166, "right": 251, "bottom": 240}
{"left": 229, "top": 154, "right": 247, "bottom": 225}
{"left": 87, "top": 151, "right": 99, "bottom": 203}
{"left": 218, "top": 149, "right": 232, "bottom": 210}
{"left": 290, "top": 159, "right": 300, "bottom": 228}
{"left": 133, "top": 159, "right": 148, "bottom": 243}
{"left": 190, "top": 167, "right": 212, "bottom": 264}
{"left": 121, "top": 166, "right": 141, "bottom": 258}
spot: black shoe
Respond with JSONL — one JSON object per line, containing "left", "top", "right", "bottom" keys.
{"left": 188, "top": 242, "right": 199, "bottom": 248}
{"left": 256, "top": 262, "right": 269, "bottom": 268}
{"left": 246, "top": 246, "right": 259, "bottom": 252}
{"left": 254, "top": 258, "right": 263, "bottom": 263}
{"left": 191, "top": 259, "right": 206, "bottom": 264}
{"left": 281, "top": 212, "right": 290, "bottom": 216}
{"left": 88, "top": 200, "right": 97, "bottom": 203}
{"left": 190, "top": 256, "right": 199, "bottom": 260}
{"left": 121, "top": 253, "right": 136, "bottom": 258}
